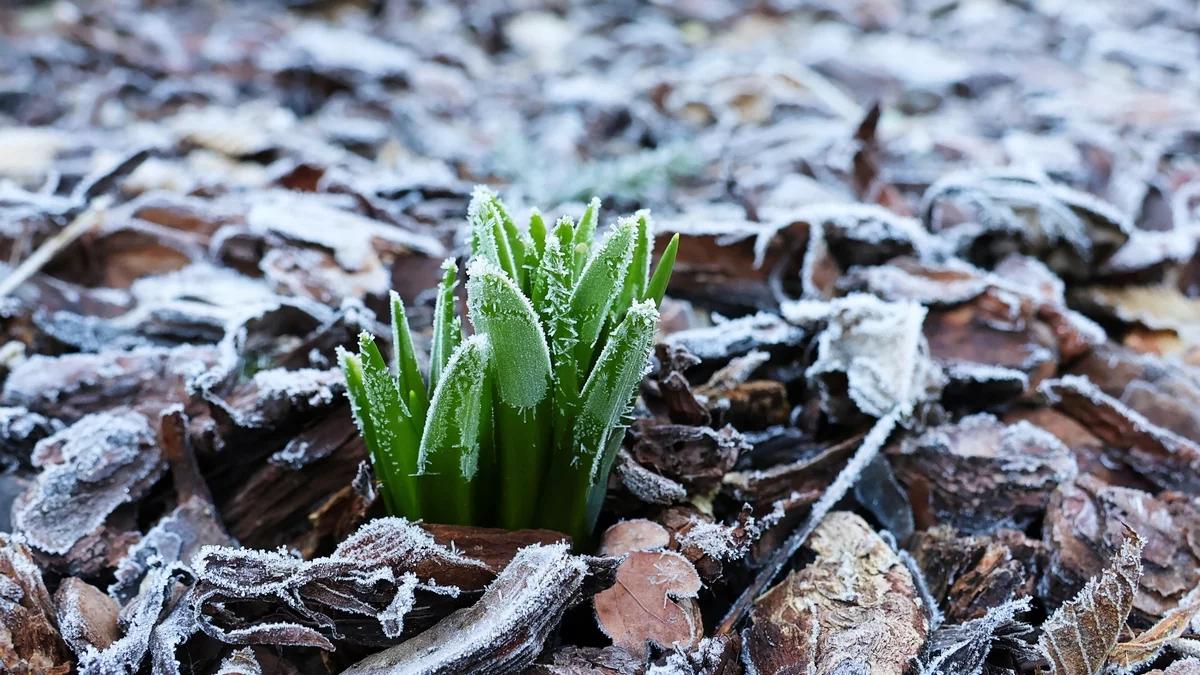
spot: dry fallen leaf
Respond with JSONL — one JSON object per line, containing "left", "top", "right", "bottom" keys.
{"left": 594, "top": 550, "right": 703, "bottom": 655}
{"left": 1110, "top": 589, "right": 1200, "bottom": 671}
{"left": 1038, "top": 529, "right": 1144, "bottom": 675}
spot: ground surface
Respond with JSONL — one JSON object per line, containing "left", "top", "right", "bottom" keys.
{"left": 1, "top": 0, "right": 1200, "bottom": 673}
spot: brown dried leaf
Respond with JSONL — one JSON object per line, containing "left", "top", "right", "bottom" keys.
{"left": 1109, "top": 590, "right": 1200, "bottom": 671}
{"left": 1038, "top": 530, "right": 1144, "bottom": 675}
{"left": 594, "top": 551, "right": 703, "bottom": 655}
{"left": 192, "top": 517, "right": 491, "bottom": 649}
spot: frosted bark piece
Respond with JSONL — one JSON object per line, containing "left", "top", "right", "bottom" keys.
{"left": 0, "top": 535, "right": 71, "bottom": 674}
{"left": 743, "top": 511, "right": 928, "bottom": 675}
{"left": 887, "top": 413, "right": 1077, "bottom": 533}
{"left": 13, "top": 410, "right": 161, "bottom": 557}
{"left": 1043, "top": 474, "right": 1200, "bottom": 621}
{"left": 343, "top": 543, "right": 597, "bottom": 675}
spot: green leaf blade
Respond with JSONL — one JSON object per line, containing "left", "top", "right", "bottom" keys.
{"left": 418, "top": 334, "right": 492, "bottom": 525}
{"left": 645, "top": 232, "right": 679, "bottom": 305}
{"left": 429, "top": 259, "right": 462, "bottom": 393}
{"left": 466, "top": 258, "right": 552, "bottom": 409}
{"left": 390, "top": 292, "right": 428, "bottom": 423}
{"left": 568, "top": 216, "right": 637, "bottom": 376}
{"left": 348, "top": 332, "right": 424, "bottom": 519}
{"left": 539, "top": 299, "right": 658, "bottom": 542}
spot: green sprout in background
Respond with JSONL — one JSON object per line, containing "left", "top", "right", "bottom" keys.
{"left": 338, "top": 187, "right": 679, "bottom": 544}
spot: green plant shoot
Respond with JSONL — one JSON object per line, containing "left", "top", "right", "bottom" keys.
{"left": 340, "top": 186, "right": 679, "bottom": 543}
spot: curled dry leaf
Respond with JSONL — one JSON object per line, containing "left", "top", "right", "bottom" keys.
{"left": 921, "top": 170, "right": 1131, "bottom": 280}
{"left": 75, "top": 564, "right": 194, "bottom": 675}
{"left": 743, "top": 511, "right": 928, "bottom": 674}
{"left": 1110, "top": 589, "right": 1200, "bottom": 671}
{"left": 915, "top": 596, "right": 1036, "bottom": 675}
{"left": 1038, "top": 530, "right": 1144, "bottom": 675}
{"left": 593, "top": 550, "right": 703, "bottom": 655}
{"left": 110, "top": 496, "right": 231, "bottom": 604}
{"left": 192, "top": 517, "right": 490, "bottom": 649}
{"left": 782, "top": 293, "right": 942, "bottom": 420}
{"left": 342, "top": 543, "right": 599, "bottom": 675}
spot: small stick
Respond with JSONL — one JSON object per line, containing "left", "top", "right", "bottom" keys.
{"left": 0, "top": 196, "right": 111, "bottom": 298}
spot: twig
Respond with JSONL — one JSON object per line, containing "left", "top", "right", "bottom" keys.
{"left": 0, "top": 196, "right": 111, "bottom": 299}
{"left": 716, "top": 410, "right": 899, "bottom": 635}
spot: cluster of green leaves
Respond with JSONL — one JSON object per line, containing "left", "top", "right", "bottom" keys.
{"left": 338, "top": 187, "right": 679, "bottom": 543}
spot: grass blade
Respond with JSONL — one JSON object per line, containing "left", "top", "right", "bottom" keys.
{"left": 539, "top": 299, "right": 658, "bottom": 542}
{"left": 418, "top": 334, "right": 492, "bottom": 525}
{"left": 568, "top": 216, "right": 636, "bottom": 376}
{"left": 428, "top": 259, "right": 462, "bottom": 393}
{"left": 467, "top": 258, "right": 553, "bottom": 527}
{"left": 645, "top": 232, "right": 679, "bottom": 305}
{"left": 390, "top": 291, "right": 428, "bottom": 422}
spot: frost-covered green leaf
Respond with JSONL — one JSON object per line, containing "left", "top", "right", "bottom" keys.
{"left": 429, "top": 259, "right": 462, "bottom": 393}
{"left": 340, "top": 187, "right": 678, "bottom": 541}
{"left": 573, "top": 299, "right": 658, "bottom": 481}
{"left": 467, "top": 258, "right": 551, "bottom": 409}
{"left": 540, "top": 300, "right": 658, "bottom": 540}
{"left": 646, "top": 232, "right": 680, "bottom": 305}
{"left": 390, "top": 291, "right": 428, "bottom": 421}
{"left": 418, "top": 334, "right": 492, "bottom": 524}
{"left": 610, "top": 211, "right": 652, "bottom": 325}
{"left": 468, "top": 186, "right": 523, "bottom": 287}
{"left": 339, "top": 334, "right": 423, "bottom": 519}
{"left": 572, "top": 197, "right": 600, "bottom": 277}
{"left": 568, "top": 215, "right": 637, "bottom": 373}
